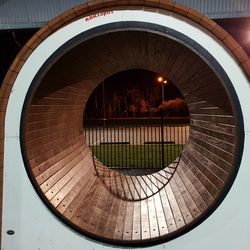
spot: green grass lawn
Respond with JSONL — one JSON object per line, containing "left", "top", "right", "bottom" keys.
{"left": 90, "top": 144, "right": 183, "bottom": 169}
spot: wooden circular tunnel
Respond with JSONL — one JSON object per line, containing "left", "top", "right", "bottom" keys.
{"left": 1, "top": 1, "right": 248, "bottom": 247}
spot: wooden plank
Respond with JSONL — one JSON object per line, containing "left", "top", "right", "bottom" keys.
{"left": 190, "top": 119, "right": 236, "bottom": 136}
{"left": 158, "top": 184, "right": 177, "bottom": 233}
{"left": 25, "top": 117, "right": 64, "bottom": 131}
{"left": 83, "top": 185, "right": 110, "bottom": 233}
{"left": 132, "top": 201, "right": 141, "bottom": 241}
{"left": 70, "top": 179, "right": 104, "bottom": 227}
{"left": 188, "top": 136, "right": 231, "bottom": 179}
{"left": 27, "top": 131, "right": 82, "bottom": 159}
{"left": 143, "top": 175, "right": 160, "bottom": 239}
{"left": 172, "top": 172, "right": 201, "bottom": 220}
{"left": 189, "top": 133, "right": 234, "bottom": 165}
{"left": 184, "top": 82, "right": 226, "bottom": 102}
{"left": 172, "top": 56, "right": 208, "bottom": 88}
{"left": 176, "top": 162, "right": 208, "bottom": 214}
{"left": 140, "top": 199, "right": 150, "bottom": 240}
{"left": 180, "top": 70, "right": 218, "bottom": 94}
{"left": 105, "top": 174, "right": 125, "bottom": 200}
{"left": 188, "top": 100, "right": 215, "bottom": 110}
{"left": 169, "top": 176, "right": 193, "bottom": 225}
{"left": 183, "top": 146, "right": 223, "bottom": 192}
{"left": 50, "top": 159, "right": 92, "bottom": 207}
{"left": 183, "top": 147, "right": 224, "bottom": 194}
{"left": 31, "top": 97, "right": 84, "bottom": 106}
{"left": 165, "top": 183, "right": 185, "bottom": 229}
{"left": 26, "top": 127, "right": 79, "bottom": 150}
{"left": 36, "top": 145, "right": 86, "bottom": 184}
{"left": 94, "top": 190, "right": 116, "bottom": 236}
{"left": 129, "top": 176, "right": 141, "bottom": 200}
{"left": 27, "top": 133, "right": 81, "bottom": 159}
{"left": 190, "top": 114, "right": 235, "bottom": 126}
{"left": 123, "top": 176, "right": 135, "bottom": 201}
{"left": 27, "top": 104, "right": 83, "bottom": 114}
{"left": 147, "top": 194, "right": 160, "bottom": 239}
{"left": 188, "top": 138, "right": 233, "bottom": 174}
{"left": 32, "top": 89, "right": 88, "bottom": 100}
{"left": 185, "top": 90, "right": 233, "bottom": 110}
{"left": 63, "top": 177, "right": 99, "bottom": 220}
{"left": 26, "top": 112, "right": 74, "bottom": 124}
{"left": 181, "top": 153, "right": 216, "bottom": 203}
{"left": 103, "top": 171, "right": 136, "bottom": 201}
{"left": 163, "top": 41, "right": 190, "bottom": 78}
{"left": 52, "top": 154, "right": 93, "bottom": 204}
{"left": 28, "top": 135, "right": 83, "bottom": 167}
{"left": 191, "top": 123, "right": 235, "bottom": 144}
{"left": 135, "top": 175, "right": 148, "bottom": 200}
{"left": 32, "top": 139, "right": 84, "bottom": 175}
{"left": 150, "top": 176, "right": 168, "bottom": 236}
{"left": 103, "top": 197, "right": 122, "bottom": 239}
{"left": 44, "top": 155, "right": 92, "bottom": 200}
{"left": 25, "top": 113, "right": 82, "bottom": 131}
{"left": 39, "top": 149, "right": 89, "bottom": 191}
{"left": 190, "top": 129, "right": 235, "bottom": 154}
{"left": 140, "top": 175, "right": 154, "bottom": 197}
{"left": 122, "top": 186, "right": 136, "bottom": 240}
{"left": 57, "top": 169, "right": 96, "bottom": 214}
{"left": 24, "top": 123, "right": 76, "bottom": 141}
{"left": 190, "top": 106, "right": 233, "bottom": 116}
{"left": 113, "top": 200, "right": 127, "bottom": 240}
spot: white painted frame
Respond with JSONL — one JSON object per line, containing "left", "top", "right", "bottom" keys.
{"left": 2, "top": 9, "right": 250, "bottom": 250}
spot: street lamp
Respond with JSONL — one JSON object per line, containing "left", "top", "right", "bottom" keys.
{"left": 157, "top": 77, "right": 168, "bottom": 103}
{"left": 157, "top": 76, "right": 168, "bottom": 169}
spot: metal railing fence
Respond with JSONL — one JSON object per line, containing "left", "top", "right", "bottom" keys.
{"left": 84, "top": 117, "right": 190, "bottom": 171}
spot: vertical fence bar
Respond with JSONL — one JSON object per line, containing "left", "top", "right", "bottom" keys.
{"left": 91, "top": 124, "right": 94, "bottom": 156}
{"left": 99, "top": 121, "right": 101, "bottom": 162}
{"left": 124, "top": 120, "right": 126, "bottom": 168}
{"left": 143, "top": 121, "right": 146, "bottom": 169}
{"left": 158, "top": 118, "right": 161, "bottom": 169}
{"left": 165, "top": 119, "right": 168, "bottom": 167}
{"left": 149, "top": 119, "right": 151, "bottom": 168}
{"left": 122, "top": 121, "right": 124, "bottom": 168}
{"left": 106, "top": 121, "right": 109, "bottom": 166}
{"left": 132, "top": 120, "right": 135, "bottom": 168}
{"left": 173, "top": 122, "right": 176, "bottom": 163}
{"left": 117, "top": 119, "right": 120, "bottom": 169}
{"left": 170, "top": 123, "right": 172, "bottom": 165}
{"left": 135, "top": 119, "right": 139, "bottom": 168}
{"left": 153, "top": 119, "right": 155, "bottom": 169}
{"left": 129, "top": 120, "right": 132, "bottom": 168}
{"left": 139, "top": 120, "right": 142, "bottom": 169}
{"left": 161, "top": 111, "right": 165, "bottom": 169}
{"left": 110, "top": 123, "right": 113, "bottom": 167}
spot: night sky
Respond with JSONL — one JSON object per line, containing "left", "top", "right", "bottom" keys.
{"left": 104, "top": 69, "right": 182, "bottom": 101}
{"left": 84, "top": 69, "right": 189, "bottom": 118}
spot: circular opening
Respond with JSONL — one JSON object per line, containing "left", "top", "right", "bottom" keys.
{"left": 84, "top": 69, "right": 190, "bottom": 200}
{"left": 20, "top": 24, "right": 243, "bottom": 246}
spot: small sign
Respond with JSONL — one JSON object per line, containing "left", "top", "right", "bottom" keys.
{"left": 85, "top": 11, "right": 114, "bottom": 22}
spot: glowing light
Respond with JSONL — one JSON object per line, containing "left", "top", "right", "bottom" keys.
{"left": 157, "top": 76, "right": 163, "bottom": 82}
{"left": 157, "top": 76, "right": 168, "bottom": 84}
